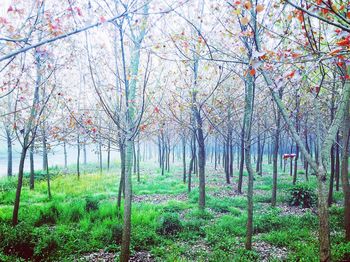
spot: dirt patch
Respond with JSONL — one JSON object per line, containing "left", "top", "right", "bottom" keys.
{"left": 253, "top": 241, "right": 288, "bottom": 261}
{"left": 133, "top": 193, "right": 187, "bottom": 204}
{"left": 278, "top": 204, "right": 316, "bottom": 216}
{"left": 130, "top": 251, "right": 154, "bottom": 262}
{"left": 78, "top": 250, "right": 115, "bottom": 261}
{"left": 78, "top": 250, "right": 154, "bottom": 262}
{"left": 210, "top": 189, "right": 245, "bottom": 199}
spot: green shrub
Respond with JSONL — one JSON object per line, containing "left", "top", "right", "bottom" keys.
{"left": 288, "top": 184, "right": 316, "bottom": 208}
{"left": 156, "top": 213, "right": 182, "bottom": 236}
{"left": 0, "top": 222, "right": 35, "bottom": 259}
{"left": 254, "top": 209, "right": 284, "bottom": 233}
{"left": 333, "top": 241, "right": 350, "bottom": 262}
{"left": 33, "top": 227, "right": 59, "bottom": 261}
{"left": 111, "top": 223, "right": 123, "bottom": 244}
{"left": 133, "top": 224, "right": 159, "bottom": 251}
{"left": 35, "top": 204, "right": 59, "bottom": 226}
{"left": 186, "top": 209, "right": 214, "bottom": 220}
{"left": 85, "top": 197, "right": 99, "bottom": 212}
{"left": 67, "top": 204, "right": 84, "bottom": 222}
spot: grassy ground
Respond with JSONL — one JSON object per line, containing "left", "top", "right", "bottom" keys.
{"left": 0, "top": 159, "right": 349, "bottom": 261}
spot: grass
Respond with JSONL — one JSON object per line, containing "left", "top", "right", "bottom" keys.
{"left": 0, "top": 159, "right": 349, "bottom": 261}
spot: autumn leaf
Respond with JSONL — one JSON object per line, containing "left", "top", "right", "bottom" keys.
{"left": 249, "top": 68, "right": 256, "bottom": 76}
{"left": 244, "top": 1, "right": 252, "bottom": 10}
{"left": 256, "top": 4, "right": 264, "bottom": 13}
{"left": 100, "top": 16, "right": 106, "bottom": 23}
{"left": 336, "top": 38, "right": 350, "bottom": 47}
{"left": 328, "top": 48, "right": 342, "bottom": 56}
{"left": 286, "top": 70, "right": 295, "bottom": 79}
{"left": 241, "top": 16, "right": 249, "bottom": 25}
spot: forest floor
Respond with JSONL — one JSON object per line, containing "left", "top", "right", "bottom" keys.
{"left": 0, "top": 160, "right": 349, "bottom": 261}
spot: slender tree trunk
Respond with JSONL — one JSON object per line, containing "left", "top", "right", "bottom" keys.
{"left": 272, "top": 94, "right": 281, "bottom": 206}
{"left": 244, "top": 75, "right": 254, "bottom": 250}
{"left": 197, "top": 123, "right": 206, "bottom": 209}
{"left": 229, "top": 133, "right": 234, "bottom": 177}
{"left": 107, "top": 139, "right": 111, "bottom": 171}
{"left": 99, "top": 140, "right": 103, "bottom": 175}
{"left": 188, "top": 136, "right": 195, "bottom": 193}
{"left": 63, "top": 140, "right": 68, "bottom": 173}
{"left": 335, "top": 132, "right": 340, "bottom": 191}
{"left": 6, "top": 130, "right": 12, "bottom": 177}
{"left": 340, "top": 102, "right": 350, "bottom": 241}
{"left": 238, "top": 126, "right": 245, "bottom": 193}
{"left": 12, "top": 148, "right": 27, "bottom": 225}
{"left": 137, "top": 137, "right": 140, "bottom": 182}
{"left": 77, "top": 135, "right": 80, "bottom": 179}
{"left": 328, "top": 144, "right": 335, "bottom": 206}
{"left": 117, "top": 143, "right": 126, "bottom": 210}
{"left": 83, "top": 142, "right": 87, "bottom": 166}
{"left": 42, "top": 131, "right": 51, "bottom": 198}
{"left": 30, "top": 142, "right": 35, "bottom": 190}
{"left": 317, "top": 167, "right": 331, "bottom": 262}
{"left": 120, "top": 139, "right": 133, "bottom": 262}
{"left": 182, "top": 137, "right": 186, "bottom": 183}
{"left": 46, "top": 157, "right": 51, "bottom": 199}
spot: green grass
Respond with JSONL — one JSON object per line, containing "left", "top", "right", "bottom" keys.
{"left": 0, "top": 159, "right": 349, "bottom": 261}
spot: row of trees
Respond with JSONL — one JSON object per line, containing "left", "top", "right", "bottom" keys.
{"left": 1, "top": 0, "right": 350, "bottom": 261}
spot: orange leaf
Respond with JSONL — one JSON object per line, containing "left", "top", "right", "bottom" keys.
{"left": 256, "top": 4, "right": 264, "bottom": 12}
{"left": 241, "top": 16, "right": 249, "bottom": 25}
{"left": 249, "top": 68, "right": 256, "bottom": 76}
{"left": 336, "top": 38, "right": 350, "bottom": 47}
{"left": 286, "top": 70, "right": 295, "bottom": 79}
{"left": 328, "top": 48, "right": 342, "bottom": 56}
{"left": 244, "top": 1, "right": 252, "bottom": 10}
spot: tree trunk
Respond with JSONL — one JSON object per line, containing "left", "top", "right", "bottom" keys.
{"left": 340, "top": 103, "right": 350, "bottom": 241}
{"left": 317, "top": 168, "right": 331, "bottom": 262}
{"left": 328, "top": 144, "right": 335, "bottom": 206}
{"left": 243, "top": 75, "right": 254, "bottom": 250}
{"left": 120, "top": 139, "right": 133, "bottom": 262}
{"left": 238, "top": 126, "right": 245, "bottom": 193}
{"left": 272, "top": 95, "right": 281, "bottom": 206}
{"left": 6, "top": 130, "right": 12, "bottom": 177}
{"left": 107, "top": 139, "right": 111, "bottom": 171}
{"left": 30, "top": 142, "right": 35, "bottom": 190}
{"left": 12, "top": 148, "right": 27, "bottom": 225}
{"left": 335, "top": 133, "right": 340, "bottom": 191}
{"left": 63, "top": 140, "right": 68, "bottom": 173}
{"left": 197, "top": 123, "right": 206, "bottom": 209}
{"left": 117, "top": 143, "right": 126, "bottom": 210}
{"left": 182, "top": 137, "right": 186, "bottom": 183}
{"left": 77, "top": 135, "right": 80, "bottom": 179}
{"left": 137, "top": 137, "right": 140, "bottom": 182}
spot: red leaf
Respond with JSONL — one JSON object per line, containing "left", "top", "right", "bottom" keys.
{"left": 286, "top": 70, "right": 295, "bottom": 79}
{"left": 249, "top": 68, "right": 256, "bottom": 76}
{"left": 75, "top": 7, "right": 82, "bottom": 16}
{"left": 336, "top": 38, "right": 350, "bottom": 47}
{"left": 100, "top": 16, "right": 106, "bottom": 23}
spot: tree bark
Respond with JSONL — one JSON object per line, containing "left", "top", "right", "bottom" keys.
{"left": 12, "top": 148, "right": 27, "bottom": 225}
{"left": 30, "top": 141, "right": 35, "bottom": 190}
{"left": 6, "top": 130, "right": 12, "bottom": 177}
{"left": 340, "top": 102, "right": 350, "bottom": 241}
{"left": 244, "top": 75, "right": 254, "bottom": 250}
{"left": 120, "top": 139, "right": 133, "bottom": 262}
